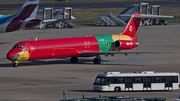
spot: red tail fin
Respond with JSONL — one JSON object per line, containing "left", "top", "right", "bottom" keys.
{"left": 121, "top": 13, "right": 142, "bottom": 37}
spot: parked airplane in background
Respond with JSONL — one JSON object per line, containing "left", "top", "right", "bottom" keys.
{"left": 6, "top": 13, "right": 173, "bottom": 67}
{"left": 0, "top": 0, "right": 41, "bottom": 33}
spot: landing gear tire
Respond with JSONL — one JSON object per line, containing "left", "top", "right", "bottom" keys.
{"left": 93, "top": 58, "right": 101, "bottom": 64}
{"left": 114, "top": 87, "right": 120, "bottom": 92}
{"left": 13, "top": 63, "right": 18, "bottom": 67}
{"left": 12, "top": 61, "right": 18, "bottom": 67}
{"left": 70, "top": 57, "right": 78, "bottom": 63}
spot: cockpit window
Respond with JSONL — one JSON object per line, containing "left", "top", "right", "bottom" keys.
{"left": 13, "top": 44, "right": 26, "bottom": 50}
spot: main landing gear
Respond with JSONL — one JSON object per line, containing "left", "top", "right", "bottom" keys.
{"left": 12, "top": 61, "right": 18, "bottom": 67}
{"left": 70, "top": 57, "right": 78, "bottom": 63}
{"left": 70, "top": 56, "right": 102, "bottom": 64}
{"left": 93, "top": 55, "right": 102, "bottom": 64}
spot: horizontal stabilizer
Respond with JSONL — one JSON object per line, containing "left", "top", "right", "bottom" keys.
{"left": 119, "top": 14, "right": 174, "bottom": 18}
{"left": 19, "top": 20, "right": 34, "bottom": 23}
{"left": 133, "top": 14, "right": 174, "bottom": 18}
{"left": 43, "top": 19, "right": 58, "bottom": 23}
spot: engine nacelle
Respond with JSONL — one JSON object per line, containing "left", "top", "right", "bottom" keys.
{"left": 114, "top": 40, "right": 139, "bottom": 50}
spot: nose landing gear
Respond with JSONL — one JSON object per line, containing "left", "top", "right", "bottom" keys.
{"left": 12, "top": 61, "right": 18, "bottom": 67}
{"left": 93, "top": 55, "right": 102, "bottom": 64}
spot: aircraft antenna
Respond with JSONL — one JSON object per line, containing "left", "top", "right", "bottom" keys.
{"left": 35, "top": 37, "right": 38, "bottom": 41}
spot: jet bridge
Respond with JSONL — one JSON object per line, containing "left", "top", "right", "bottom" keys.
{"left": 35, "top": 7, "right": 76, "bottom": 29}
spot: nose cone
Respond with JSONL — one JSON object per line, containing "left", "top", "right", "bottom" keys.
{"left": 6, "top": 52, "right": 18, "bottom": 61}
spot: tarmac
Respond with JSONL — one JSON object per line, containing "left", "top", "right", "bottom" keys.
{"left": 0, "top": 24, "right": 180, "bottom": 101}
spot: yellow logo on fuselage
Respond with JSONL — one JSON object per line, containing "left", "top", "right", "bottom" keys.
{"left": 17, "top": 51, "right": 30, "bottom": 61}
{"left": 112, "top": 34, "right": 133, "bottom": 41}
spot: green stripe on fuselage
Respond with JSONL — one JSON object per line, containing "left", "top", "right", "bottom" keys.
{"left": 12, "top": 55, "right": 18, "bottom": 61}
{"left": 95, "top": 35, "right": 114, "bottom": 52}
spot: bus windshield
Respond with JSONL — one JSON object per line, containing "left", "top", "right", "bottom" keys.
{"left": 94, "top": 76, "right": 108, "bottom": 85}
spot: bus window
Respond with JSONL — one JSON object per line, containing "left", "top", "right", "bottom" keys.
{"left": 108, "top": 77, "right": 118, "bottom": 84}
{"left": 134, "top": 77, "right": 143, "bottom": 83}
{"left": 162, "top": 76, "right": 165, "bottom": 83}
{"left": 173, "top": 76, "right": 178, "bottom": 83}
{"left": 118, "top": 77, "right": 124, "bottom": 83}
{"left": 155, "top": 77, "right": 161, "bottom": 83}
{"left": 151, "top": 76, "right": 155, "bottom": 83}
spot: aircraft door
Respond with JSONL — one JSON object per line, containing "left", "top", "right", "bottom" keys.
{"left": 25, "top": 43, "right": 32, "bottom": 54}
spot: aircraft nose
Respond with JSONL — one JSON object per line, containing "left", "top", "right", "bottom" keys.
{"left": 6, "top": 52, "right": 18, "bottom": 61}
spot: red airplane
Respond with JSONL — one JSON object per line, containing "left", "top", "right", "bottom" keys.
{"left": 6, "top": 13, "right": 173, "bottom": 67}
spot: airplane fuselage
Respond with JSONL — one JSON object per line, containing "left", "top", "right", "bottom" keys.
{"left": 7, "top": 34, "right": 138, "bottom": 61}
{"left": 6, "top": 13, "right": 147, "bottom": 67}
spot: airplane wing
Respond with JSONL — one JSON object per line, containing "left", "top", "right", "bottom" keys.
{"left": 19, "top": 18, "right": 42, "bottom": 24}
{"left": 79, "top": 51, "right": 173, "bottom": 56}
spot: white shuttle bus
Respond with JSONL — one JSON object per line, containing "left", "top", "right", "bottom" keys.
{"left": 93, "top": 71, "right": 179, "bottom": 92}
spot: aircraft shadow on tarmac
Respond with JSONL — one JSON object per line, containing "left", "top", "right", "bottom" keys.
{"left": 0, "top": 58, "right": 148, "bottom": 67}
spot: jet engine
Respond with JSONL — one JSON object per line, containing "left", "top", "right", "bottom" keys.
{"left": 114, "top": 40, "right": 139, "bottom": 50}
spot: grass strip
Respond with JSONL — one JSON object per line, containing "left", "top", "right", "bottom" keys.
{"left": 0, "top": 7, "right": 179, "bottom": 26}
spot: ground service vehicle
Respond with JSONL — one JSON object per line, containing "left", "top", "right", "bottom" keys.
{"left": 152, "top": 18, "right": 168, "bottom": 25}
{"left": 93, "top": 71, "right": 179, "bottom": 92}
